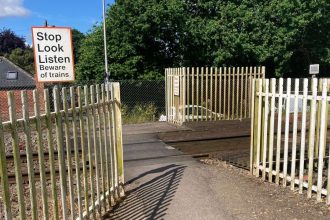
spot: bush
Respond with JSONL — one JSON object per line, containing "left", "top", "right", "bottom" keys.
{"left": 121, "top": 103, "right": 157, "bottom": 124}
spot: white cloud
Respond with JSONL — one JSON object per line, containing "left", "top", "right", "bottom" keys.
{"left": 0, "top": 0, "right": 30, "bottom": 17}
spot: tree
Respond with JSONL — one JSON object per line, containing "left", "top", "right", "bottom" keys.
{"left": 77, "top": 0, "right": 187, "bottom": 81}
{"left": 0, "top": 28, "right": 26, "bottom": 55}
{"left": 76, "top": 25, "right": 105, "bottom": 83}
{"left": 8, "top": 47, "right": 34, "bottom": 74}
{"left": 76, "top": 0, "right": 330, "bottom": 81}
{"left": 71, "top": 29, "right": 85, "bottom": 64}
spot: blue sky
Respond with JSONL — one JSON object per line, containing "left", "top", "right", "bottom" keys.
{"left": 0, "top": 0, "right": 115, "bottom": 44}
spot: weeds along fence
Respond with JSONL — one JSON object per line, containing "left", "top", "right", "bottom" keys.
{"left": 118, "top": 80, "right": 165, "bottom": 124}
{"left": 0, "top": 83, "right": 124, "bottom": 219}
{"left": 251, "top": 78, "right": 330, "bottom": 204}
{"left": 165, "top": 67, "right": 265, "bottom": 125}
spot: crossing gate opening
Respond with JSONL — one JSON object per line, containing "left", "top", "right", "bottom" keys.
{"left": 165, "top": 66, "right": 265, "bottom": 125}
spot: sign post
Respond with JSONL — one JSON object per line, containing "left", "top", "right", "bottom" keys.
{"left": 32, "top": 27, "right": 75, "bottom": 82}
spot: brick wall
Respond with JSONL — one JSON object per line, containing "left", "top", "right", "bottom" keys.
{"left": 0, "top": 83, "right": 45, "bottom": 122}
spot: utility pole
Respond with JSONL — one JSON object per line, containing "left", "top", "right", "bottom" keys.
{"left": 102, "top": 0, "right": 110, "bottom": 83}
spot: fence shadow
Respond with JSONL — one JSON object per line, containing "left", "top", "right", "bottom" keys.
{"left": 102, "top": 164, "right": 186, "bottom": 220}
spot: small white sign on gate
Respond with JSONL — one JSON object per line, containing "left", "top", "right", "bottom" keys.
{"left": 173, "top": 76, "right": 180, "bottom": 96}
{"left": 309, "top": 64, "right": 319, "bottom": 75}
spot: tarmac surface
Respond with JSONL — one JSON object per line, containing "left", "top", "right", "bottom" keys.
{"left": 104, "top": 122, "right": 330, "bottom": 220}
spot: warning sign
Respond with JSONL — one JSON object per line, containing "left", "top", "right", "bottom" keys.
{"left": 173, "top": 76, "right": 180, "bottom": 96}
{"left": 32, "top": 27, "right": 75, "bottom": 82}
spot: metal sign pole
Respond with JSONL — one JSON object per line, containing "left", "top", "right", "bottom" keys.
{"left": 102, "top": 0, "right": 110, "bottom": 84}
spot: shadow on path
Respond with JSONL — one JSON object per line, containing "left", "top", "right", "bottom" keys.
{"left": 103, "top": 164, "right": 186, "bottom": 220}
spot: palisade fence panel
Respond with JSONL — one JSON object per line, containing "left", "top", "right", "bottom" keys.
{"left": 251, "top": 77, "right": 330, "bottom": 204}
{"left": 0, "top": 83, "right": 125, "bottom": 220}
{"left": 165, "top": 66, "right": 265, "bottom": 125}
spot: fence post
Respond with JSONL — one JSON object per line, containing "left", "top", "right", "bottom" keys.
{"left": 316, "top": 79, "right": 328, "bottom": 201}
{"left": 283, "top": 78, "right": 292, "bottom": 186}
{"left": 21, "top": 91, "right": 38, "bottom": 220}
{"left": 268, "top": 78, "right": 276, "bottom": 182}
{"left": 112, "top": 82, "right": 124, "bottom": 190}
{"left": 0, "top": 100, "right": 11, "bottom": 219}
{"left": 165, "top": 68, "right": 168, "bottom": 121}
{"left": 182, "top": 67, "right": 186, "bottom": 124}
{"left": 275, "top": 78, "right": 284, "bottom": 184}
{"left": 53, "top": 86, "right": 68, "bottom": 219}
{"left": 299, "top": 79, "right": 309, "bottom": 193}
{"left": 261, "top": 79, "right": 269, "bottom": 181}
{"left": 250, "top": 79, "right": 261, "bottom": 175}
{"left": 307, "top": 78, "right": 318, "bottom": 198}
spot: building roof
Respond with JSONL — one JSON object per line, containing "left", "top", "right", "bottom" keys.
{"left": 0, "top": 56, "right": 36, "bottom": 90}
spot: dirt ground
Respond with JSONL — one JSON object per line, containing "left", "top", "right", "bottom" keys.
{"left": 201, "top": 158, "right": 330, "bottom": 220}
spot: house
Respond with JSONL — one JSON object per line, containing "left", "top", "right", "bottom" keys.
{"left": 0, "top": 56, "right": 44, "bottom": 121}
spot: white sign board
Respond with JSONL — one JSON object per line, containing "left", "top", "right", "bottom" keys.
{"left": 32, "top": 27, "right": 75, "bottom": 82}
{"left": 173, "top": 76, "right": 180, "bottom": 96}
{"left": 309, "top": 64, "right": 319, "bottom": 75}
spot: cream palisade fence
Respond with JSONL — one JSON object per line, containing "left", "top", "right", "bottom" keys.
{"left": 0, "top": 83, "right": 124, "bottom": 220}
{"left": 251, "top": 78, "right": 330, "bottom": 204}
{"left": 165, "top": 67, "right": 265, "bottom": 125}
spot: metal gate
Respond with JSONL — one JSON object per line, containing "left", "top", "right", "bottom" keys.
{"left": 165, "top": 66, "right": 265, "bottom": 125}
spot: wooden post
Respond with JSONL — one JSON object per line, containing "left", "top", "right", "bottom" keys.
{"left": 8, "top": 91, "right": 26, "bottom": 220}
{"left": 61, "top": 87, "right": 75, "bottom": 219}
{"left": 53, "top": 86, "right": 68, "bottom": 219}
{"left": 275, "top": 78, "right": 284, "bottom": 184}
{"left": 250, "top": 79, "right": 259, "bottom": 174}
{"left": 44, "top": 89, "right": 59, "bottom": 220}
{"left": 248, "top": 67, "right": 253, "bottom": 117}
{"left": 187, "top": 67, "right": 190, "bottom": 122}
{"left": 21, "top": 91, "right": 37, "bottom": 220}
{"left": 214, "top": 67, "right": 218, "bottom": 120}
{"left": 101, "top": 84, "right": 111, "bottom": 207}
{"left": 182, "top": 67, "right": 186, "bottom": 123}
{"left": 201, "top": 67, "right": 204, "bottom": 121}
{"left": 0, "top": 98, "right": 12, "bottom": 219}
{"left": 210, "top": 67, "right": 214, "bottom": 120}
{"left": 290, "top": 79, "right": 300, "bottom": 190}
{"left": 196, "top": 67, "right": 199, "bottom": 121}
{"left": 106, "top": 83, "right": 117, "bottom": 204}
{"left": 307, "top": 78, "right": 318, "bottom": 198}
{"left": 255, "top": 79, "right": 263, "bottom": 177}
{"left": 90, "top": 85, "right": 101, "bottom": 212}
{"left": 227, "top": 67, "right": 231, "bottom": 120}
{"left": 240, "top": 67, "right": 244, "bottom": 120}
{"left": 262, "top": 79, "right": 269, "bottom": 181}
{"left": 112, "top": 83, "right": 124, "bottom": 185}
{"left": 96, "top": 85, "right": 106, "bottom": 211}
{"left": 192, "top": 67, "right": 195, "bottom": 121}
{"left": 316, "top": 79, "right": 328, "bottom": 201}
{"left": 77, "top": 86, "right": 90, "bottom": 215}
{"left": 224, "top": 67, "right": 227, "bottom": 119}
{"left": 219, "top": 67, "right": 223, "bottom": 119}
{"left": 298, "top": 79, "right": 308, "bottom": 194}
{"left": 165, "top": 69, "right": 168, "bottom": 121}
{"left": 70, "top": 87, "right": 83, "bottom": 218}
{"left": 244, "top": 67, "right": 248, "bottom": 118}
{"left": 205, "top": 67, "right": 209, "bottom": 120}
{"left": 283, "top": 78, "right": 292, "bottom": 186}
{"left": 268, "top": 79, "right": 276, "bottom": 182}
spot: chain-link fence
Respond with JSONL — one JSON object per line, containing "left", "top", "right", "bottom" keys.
{"left": 118, "top": 80, "right": 165, "bottom": 124}
{"left": 0, "top": 80, "right": 166, "bottom": 124}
